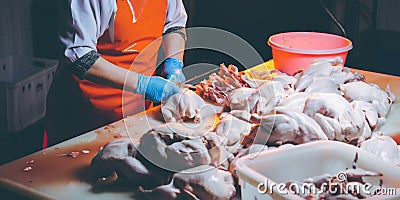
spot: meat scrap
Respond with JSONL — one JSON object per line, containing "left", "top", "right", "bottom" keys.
{"left": 196, "top": 63, "right": 248, "bottom": 105}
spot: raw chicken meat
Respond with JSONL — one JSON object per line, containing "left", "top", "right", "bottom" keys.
{"left": 201, "top": 133, "right": 233, "bottom": 170}
{"left": 91, "top": 139, "right": 172, "bottom": 188}
{"left": 245, "top": 69, "right": 296, "bottom": 95}
{"left": 304, "top": 93, "right": 366, "bottom": 142}
{"left": 359, "top": 135, "right": 400, "bottom": 165}
{"left": 138, "top": 124, "right": 233, "bottom": 172}
{"left": 340, "top": 81, "right": 395, "bottom": 118}
{"left": 196, "top": 63, "right": 248, "bottom": 105}
{"left": 162, "top": 88, "right": 206, "bottom": 123}
{"left": 224, "top": 80, "right": 286, "bottom": 115}
{"left": 278, "top": 92, "right": 311, "bottom": 112}
{"left": 224, "top": 87, "right": 259, "bottom": 113}
{"left": 294, "top": 57, "right": 364, "bottom": 92}
{"left": 214, "top": 112, "right": 258, "bottom": 154}
{"left": 138, "top": 128, "right": 211, "bottom": 172}
{"left": 140, "top": 165, "right": 236, "bottom": 200}
{"left": 248, "top": 107, "right": 327, "bottom": 145}
{"left": 91, "top": 57, "right": 397, "bottom": 199}
{"left": 304, "top": 77, "right": 340, "bottom": 94}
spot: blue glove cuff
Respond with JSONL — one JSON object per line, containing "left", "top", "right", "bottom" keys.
{"left": 163, "top": 58, "right": 185, "bottom": 82}
{"left": 135, "top": 74, "right": 149, "bottom": 95}
{"left": 164, "top": 58, "right": 183, "bottom": 71}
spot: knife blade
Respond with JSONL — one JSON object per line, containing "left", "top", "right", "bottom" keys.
{"left": 176, "top": 67, "right": 219, "bottom": 88}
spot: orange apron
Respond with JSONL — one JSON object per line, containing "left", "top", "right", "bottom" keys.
{"left": 45, "top": 0, "right": 167, "bottom": 147}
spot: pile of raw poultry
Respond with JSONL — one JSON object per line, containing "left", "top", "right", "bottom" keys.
{"left": 90, "top": 57, "right": 399, "bottom": 199}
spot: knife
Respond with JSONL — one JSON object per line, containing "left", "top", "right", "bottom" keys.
{"left": 176, "top": 67, "right": 219, "bottom": 88}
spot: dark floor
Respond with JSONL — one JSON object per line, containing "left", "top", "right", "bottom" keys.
{"left": 0, "top": 119, "right": 44, "bottom": 165}
{"left": 0, "top": 119, "right": 44, "bottom": 199}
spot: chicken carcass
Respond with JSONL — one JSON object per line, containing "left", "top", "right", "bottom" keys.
{"left": 138, "top": 128, "right": 211, "bottom": 172}
{"left": 247, "top": 107, "right": 327, "bottom": 145}
{"left": 224, "top": 87, "right": 258, "bottom": 113}
{"left": 304, "top": 77, "right": 340, "bottom": 94}
{"left": 91, "top": 139, "right": 172, "bottom": 188}
{"left": 138, "top": 124, "right": 234, "bottom": 172}
{"left": 140, "top": 165, "right": 236, "bottom": 200}
{"left": 278, "top": 92, "right": 311, "bottom": 112}
{"left": 303, "top": 93, "right": 366, "bottom": 142}
{"left": 214, "top": 112, "right": 258, "bottom": 154}
{"left": 224, "top": 81, "right": 286, "bottom": 115}
{"left": 162, "top": 88, "right": 206, "bottom": 123}
{"left": 340, "top": 81, "right": 395, "bottom": 118}
{"left": 242, "top": 69, "right": 296, "bottom": 95}
{"left": 294, "top": 57, "right": 364, "bottom": 92}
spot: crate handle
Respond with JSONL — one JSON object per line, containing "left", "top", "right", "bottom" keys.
{"left": 36, "top": 82, "right": 44, "bottom": 92}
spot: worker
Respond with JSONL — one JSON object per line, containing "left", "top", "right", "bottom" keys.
{"left": 44, "top": 0, "right": 187, "bottom": 147}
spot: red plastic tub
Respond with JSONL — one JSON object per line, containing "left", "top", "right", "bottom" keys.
{"left": 268, "top": 32, "right": 353, "bottom": 75}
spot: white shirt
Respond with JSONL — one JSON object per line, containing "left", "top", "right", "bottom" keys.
{"left": 59, "top": 0, "right": 187, "bottom": 62}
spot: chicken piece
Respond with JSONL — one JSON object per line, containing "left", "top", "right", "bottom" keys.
{"left": 294, "top": 57, "right": 364, "bottom": 92}
{"left": 224, "top": 80, "right": 285, "bottom": 115}
{"left": 247, "top": 107, "right": 327, "bottom": 145}
{"left": 340, "top": 81, "right": 395, "bottom": 118}
{"left": 138, "top": 124, "right": 234, "bottom": 172}
{"left": 196, "top": 63, "right": 248, "bottom": 105}
{"left": 302, "top": 57, "right": 344, "bottom": 77}
{"left": 304, "top": 93, "right": 365, "bottom": 142}
{"left": 256, "top": 80, "right": 286, "bottom": 110}
{"left": 141, "top": 165, "right": 236, "bottom": 200}
{"left": 278, "top": 92, "right": 311, "bottom": 112}
{"left": 174, "top": 165, "right": 236, "bottom": 200}
{"left": 139, "top": 183, "right": 183, "bottom": 200}
{"left": 214, "top": 112, "right": 258, "bottom": 148}
{"left": 245, "top": 69, "right": 296, "bottom": 95}
{"left": 202, "top": 133, "right": 233, "bottom": 170}
{"left": 294, "top": 57, "right": 343, "bottom": 91}
{"left": 359, "top": 136, "right": 400, "bottom": 165}
{"left": 149, "top": 122, "right": 210, "bottom": 139}
{"left": 224, "top": 87, "right": 258, "bottom": 113}
{"left": 162, "top": 88, "right": 206, "bottom": 123}
{"left": 138, "top": 128, "right": 211, "bottom": 172}
{"left": 91, "top": 139, "right": 172, "bottom": 188}
{"left": 304, "top": 77, "right": 340, "bottom": 94}
{"left": 351, "top": 100, "right": 379, "bottom": 130}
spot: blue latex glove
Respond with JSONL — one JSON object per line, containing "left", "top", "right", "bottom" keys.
{"left": 162, "top": 58, "right": 186, "bottom": 83}
{"left": 135, "top": 74, "right": 180, "bottom": 103}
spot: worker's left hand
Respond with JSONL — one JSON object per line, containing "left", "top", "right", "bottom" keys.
{"left": 162, "top": 58, "right": 186, "bottom": 83}
{"left": 135, "top": 74, "right": 180, "bottom": 103}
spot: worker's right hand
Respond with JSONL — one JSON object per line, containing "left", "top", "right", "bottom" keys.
{"left": 135, "top": 74, "right": 180, "bottom": 103}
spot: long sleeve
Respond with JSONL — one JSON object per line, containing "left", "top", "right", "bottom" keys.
{"left": 58, "top": 0, "right": 116, "bottom": 62}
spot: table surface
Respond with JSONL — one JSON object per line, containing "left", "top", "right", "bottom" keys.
{"left": 1, "top": 61, "right": 400, "bottom": 200}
